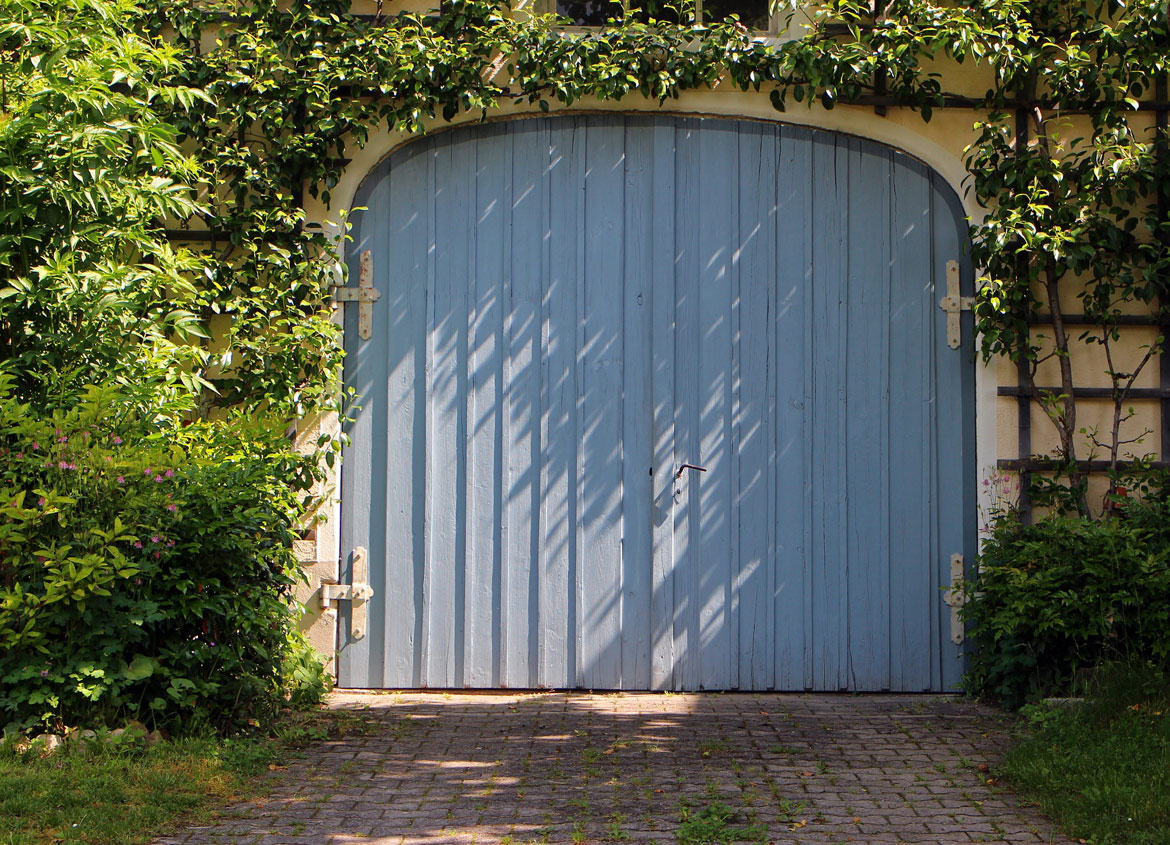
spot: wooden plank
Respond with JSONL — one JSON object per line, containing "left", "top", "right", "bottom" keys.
{"left": 809, "top": 130, "right": 848, "bottom": 690}
{"left": 538, "top": 119, "right": 578, "bottom": 688}
{"left": 336, "top": 171, "right": 385, "bottom": 687}
{"left": 887, "top": 152, "right": 933, "bottom": 691}
{"left": 501, "top": 121, "right": 544, "bottom": 689}
{"left": 422, "top": 134, "right": 468, "bottom": 688}
{"left": 932, "top": 174, "right": 973, "bottom": 693}
{"left": 465, "top": 124, "right": 508, "bottom": 688}
{"left": 997, "top": 458, "right": 1170, "bottom": 471}
{"left": 620, "top": 117, "right": 655, "bottom": 689}
{"left": 672, "top": 119, "right": 702, "bottom": 691}
{"left": 734, "top": 121, "right": 777, "bottom": 690}
{"left": 774, "top": 125, "right": 813, "bottom": 691}
{"left": 580, "top": 117, "right": 625, "bottom": 689}
{"left": 844, "top": 137, "right": 891, "bottom": 690}
{"left": 695, "top": 119, "right": 736, "bottom": 690}
{"left": 997, "top": 386, "right": 1170, "bottom": 399}
{"left": 649, "top": 118, "right": 678, "bottom": 690}
{"left": 382, "top": 141, "right": 433, "bottom": 688}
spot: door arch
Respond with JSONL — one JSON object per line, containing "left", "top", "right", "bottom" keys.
{"left": 337, "top": 114, "right": 976, "bottom": 691}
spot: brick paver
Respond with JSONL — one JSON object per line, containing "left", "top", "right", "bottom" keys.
{"left": 157, "top": 693, "right": 1073, "bottom": 844}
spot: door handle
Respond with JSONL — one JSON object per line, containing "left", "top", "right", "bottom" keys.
{"left": 675, "top": 463, "right": 707, "bottom": 479}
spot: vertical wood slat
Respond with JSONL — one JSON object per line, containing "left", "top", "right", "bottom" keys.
{"left": 696, "top": 122, "right": 735, "bottom": 690}
{"left": 648, "top": 120, "right": 678, "bottom": 690}
{"left": 581, "top": 117, "right": 625, "bottom": 689}
{"left": 339, "top": 115, "right": 973, "bottom": 692}
{"left": 888, "top": 154, "right": 933, "bottom": 691}
{"left": 735, "top": 122, "right": 777, "bottom": 691}
{"left": 809, "top": 131, "right": 847, "bottom": 690}
{"left": 845, "top": 138, "right": 891, "bottom": 690}
{"left": 672, "top": 120, "right": 701, "bottom": 690}
{"left": 621, "top": 118, "right": 655, "bottom": 689}
{"left": 774, "top": 125, "right": 813, "bottom": 691}
{"left": 465, "top": 126, "right": 506, "bottom": 688}
{"left": 538, "top": 121, "right": 575, "bottom": 688}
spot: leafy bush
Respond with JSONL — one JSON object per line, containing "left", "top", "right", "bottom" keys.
{"left": 0, "top": 383, "right": 329, "bottom": 733}
{"left": 963, "top": 502, "right": 1170, "bottom": 707}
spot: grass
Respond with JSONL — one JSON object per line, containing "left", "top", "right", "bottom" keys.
{"left": 0, "top": 737, "right": 277, "bottom": 844}
{"left": 0, "top": 707, "right": 383, "bottom": 844}
{"left": 999, "top": 668, "right": 1170, "bottom": 845}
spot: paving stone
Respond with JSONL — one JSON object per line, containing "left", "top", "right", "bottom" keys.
{"left": 152, "top": 693, "right": 1076, "bottom": 844}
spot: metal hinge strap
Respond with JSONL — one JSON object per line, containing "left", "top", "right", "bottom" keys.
{"left": 941, "top": 552, "right": 966, "bottom": 645}
{"left": 333, "top": 250, "right": 380, "bottom": 340}
{"left": 938, "top": 260, "right": 974, "bottom": 349}
{"left": 319, "top": 546, "right": 373, "bottom": 640}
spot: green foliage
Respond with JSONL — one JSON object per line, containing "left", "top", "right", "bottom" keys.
{"left": 0, "top": 382, "right": 328, "bottom": 732}
{"left": 962, "top": 501, "right": 1170, "bottom": 707}
{"left": 676, "top": 801, "right": 767, "bottom": 844}
{"left": 1000, "top": 665, "right": 1170, "bottom": 844}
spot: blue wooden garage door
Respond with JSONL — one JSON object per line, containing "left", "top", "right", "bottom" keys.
{"left": 337, "top": 115, "right": 975, "bottom": 691}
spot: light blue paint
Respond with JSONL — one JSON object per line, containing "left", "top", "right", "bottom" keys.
{"left": 338, "top": 115, "right": 975, "bottom": 691}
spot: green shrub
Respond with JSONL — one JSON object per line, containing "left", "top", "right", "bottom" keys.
{"left": 962, "top": 504, "right": 1170, "bottom": 707}
{"left": 0, "top": 382, "right": 329, "bottom": 733}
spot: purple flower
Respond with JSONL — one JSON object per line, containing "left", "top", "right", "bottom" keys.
{"left": 153, "top": 475, "right": 163, "bottom": 483}
{"left": 144, "top": 468, "right": 152, "bottom": 476}
{"left": 116, "top": 476, "right": 125, "bottom": 484}
{"left": 58, "top": 461, "right": 67, "bottom": 469}
{"left": 112, "top": 436, "right": 123, "bottom": 445}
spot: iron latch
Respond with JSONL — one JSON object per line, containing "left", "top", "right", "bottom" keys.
{"left": 941, "top": 552, "right": 966, "bottom": 645}
{"left": 937, "top": 260, "right": 973, "bottom": 349}
{"left": 320, "top": 546, "right": 373, "bottom": 640}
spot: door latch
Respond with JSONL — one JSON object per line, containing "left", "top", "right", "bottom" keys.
{"left": 320, "top": 546, "right": 374, "bottom": 640}
{"left": 675, "top": 463, "right": 708, "bottom": 479}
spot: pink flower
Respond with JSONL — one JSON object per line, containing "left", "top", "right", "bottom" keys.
{"left": 112, "top": 436, "right": 123, "bottom": 445}
{"left": 144, "top": 468, "right": 152, "bottom": 476}
{"left": 166, "top": 540, "right": 175, "bottom": 547}
{"left": 15, "top": 452, "right": 22, "bottom": 459}
{"left": 133, "top": 541, "right": 143, "bottom": 549}
{"left": 164, "top": 469, "right": 174, "bottom": 478}
{"left": 116, "top": 476, "right": 125, "bottom": 484}
{"left": 81, "top": 431, "right": 90, "bottom": 439}
{"left": 57, "top": 436, "right": 67, "bottom": 443}
{"left": 151, "top": 535, "right": 160, "bottom": 544}
{"left": 153, "top": 475, "right": 163, "bottom": 483}
{"left": 167, "top": 504, "right": 178, "bottom": 512}
{"left": 104, "top": 455, "right": 112, "bottom": 462}
{"left": 153, "top": 551, "right": 160, "bottom": 559}
{"left": 30, "top": 442, "right": 38, "bottom": 450}
{"left": 37, "top": 497, "right": 45, "bottom": 507}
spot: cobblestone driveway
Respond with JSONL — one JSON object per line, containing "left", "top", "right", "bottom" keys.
{"left": 159, "top": 692, "right": 1073, "bottom": 844}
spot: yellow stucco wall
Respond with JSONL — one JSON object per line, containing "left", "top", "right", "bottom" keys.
{"left": 290, "top": 3, "right": 1165, "bottom": 664}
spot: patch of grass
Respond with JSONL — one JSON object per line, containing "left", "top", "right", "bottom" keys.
{"left": 676, "top": 801, "right": 767, "bottom": 844}
{"left": 1000, "top": 669, "right": 1170, "bottom": 845}
{"left": 0, "top": 706, "right": 380, "bottom": 844}
{"left": 0, "top": 736, "right": 278, "bottom": 844}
